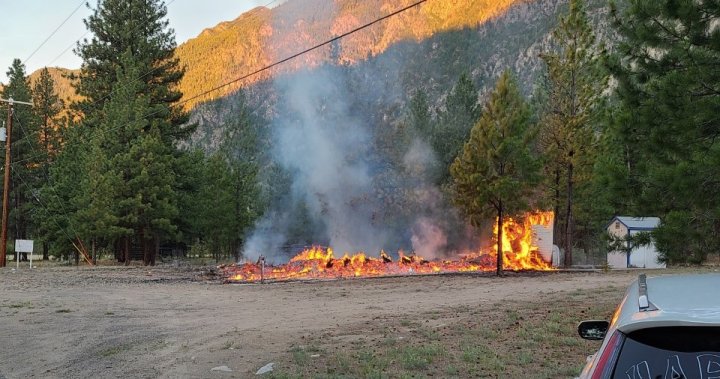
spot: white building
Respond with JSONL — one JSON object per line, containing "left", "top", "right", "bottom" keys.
{"left": 606, "top": 216, "right": 665, "bottom": 269}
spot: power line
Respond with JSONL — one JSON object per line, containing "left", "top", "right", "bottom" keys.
{"left": 181, "top": 0, "right": 428, "bottom": 106}
{"left": 48, "top": 0, "right": 180, "bottom": 67}
{"left": 80, "top": 0, "right": 279, "bottom": 114}
{"left": 12, "top": 113, "right": 83, "bottom": 240}
{"left": 48, "top": 31, "right": 89, "bottom": 67}
{"left": 24, "top": 0, "right": 87, "bottom": 65}
{"left": 12, "top": 0, "right": 428, "bottom": 170}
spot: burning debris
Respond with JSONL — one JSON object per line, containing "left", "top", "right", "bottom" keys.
{"left": 223, "top": 211, "right": 554, "bottom": 283}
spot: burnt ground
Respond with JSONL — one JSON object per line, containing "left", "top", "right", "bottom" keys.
{"left": 0, "top": 264, "right": 693, "bottom": 378}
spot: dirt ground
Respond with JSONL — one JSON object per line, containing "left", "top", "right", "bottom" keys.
{"left": 0, "top": 264, "right": 666, "bottom": 378}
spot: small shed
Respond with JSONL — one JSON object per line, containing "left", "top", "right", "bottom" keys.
{"left": 606, "top": 216, "right": 665, "bottom": 269}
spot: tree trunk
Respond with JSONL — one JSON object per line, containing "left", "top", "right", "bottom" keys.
{"left": 92, "top": 239, "right": 97, "bottom": 265}
{"left": 151, "top": 235, "right": 158, "bottom": 266}
{"left": 552, "top": 168, "right": 561, "bottom": 247}
{"left": 124, "top": 236, "right": 130, "bottom": 266}
{"left": 233, "top": 239, "right": 240, "bottom": 262}
{"left": 43, "top": 241, "right": 49, "bottom": 261}
{"left": 141, "top": 228, "right": 149, "bottom": 266}
{"left": 496, "top": 200, "right": 504, "bottom": 277}
{"left": 564, "top": 161, "right": 574, "bottom": 268}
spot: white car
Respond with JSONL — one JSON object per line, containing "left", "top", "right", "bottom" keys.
{"left": 577, "top": 273, "right": 720, "bottom": 379}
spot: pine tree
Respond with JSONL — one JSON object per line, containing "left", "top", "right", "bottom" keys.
{"left": 32, "top": 68, "right": 64, "bottom": 162}
{"left": 451, "top": 71, "right": 540, "bottom": 276}
{"left": 539, "top": 0, "right": 606, "bottom": 267}
{"left": 409, "top": 90, "right": 432, "bottom": 138}
{"left": 102, "top": 52, "right": 178, "bottom": 265}
{"left": 605, "top": 0, "right": 720, "bottom": 263}
{"left": 55, "top": 0, "right": 191, "bottom": 263}
{"left": 74, "top": 0, "right": 191, "bottom": 141}
{"left": 1, "top": 59, "right": 40, "bottom": 261}
{"left": 32, "top": 68, "right": 64, "bottom": 260}
{"left": 217, "top": 92, "right": 262, "bottom": 261}
{"left": 433, "top": 73, "right": 480, "bottom": 184}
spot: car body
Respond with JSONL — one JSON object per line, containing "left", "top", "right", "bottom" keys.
{"left": 577, "top": 273, "right": 720, "bottom": 379}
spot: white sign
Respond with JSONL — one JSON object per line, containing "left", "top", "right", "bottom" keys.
{"left": 15, "top": 239, "right": 34, "bottom": 253}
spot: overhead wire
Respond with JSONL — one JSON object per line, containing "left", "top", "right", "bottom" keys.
{"left": 7, "top": 0, "right": 307, "bottom": 255}
{"left": 179, "top": 0, "right": 428, "bottom": 106}
{"left": 11, "top": 0, "right": 429, "bottom": 184}
{"left": 10, "top": 112, "right": 88, "bottom": 258}
{"left": 23, "top": 0, "right": 87, "bottom": 65}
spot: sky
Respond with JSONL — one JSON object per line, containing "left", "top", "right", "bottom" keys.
{"left": 0, "top": 0, "right": 280, "bottom": 84}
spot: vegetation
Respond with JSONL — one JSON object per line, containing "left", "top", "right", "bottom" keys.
{"left": 1, "top": 59, "right": 41, "bottom": 261}
{"left": 602, "top": 0, "right": 720, "bottom": 264}
{"left": 538, "top": 0, "right": 608, "bottom": 267}
{"left": 267, "top": 285, "right": 624, "bottom": 378}
{"left": 451, "top": 71, "right": 541, "bottom": 275}
{"left": 1, "top": 0, "right": 718, "bottom": 266}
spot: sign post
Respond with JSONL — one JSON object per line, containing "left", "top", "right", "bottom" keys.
{"left": 15, "top": 239, "right": 34, "bottom": 269}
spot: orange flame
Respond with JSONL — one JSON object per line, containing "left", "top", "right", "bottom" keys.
{"left": 224, "top": 211, "right": 554, "bottom": 282}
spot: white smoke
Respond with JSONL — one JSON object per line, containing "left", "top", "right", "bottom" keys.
{"left": 411, "top": 217, "right": 448, "bottom": 260}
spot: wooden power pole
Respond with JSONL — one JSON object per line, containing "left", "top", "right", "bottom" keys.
{"left": 0, "top": 98, "right": 33, "bottom": 268}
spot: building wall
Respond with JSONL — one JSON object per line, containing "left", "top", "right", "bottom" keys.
{"left": 628, "top": 230, "right": 666, "bottom": 269}
{"left": 605, "top": 221, "right": 666, "bottom": 269}
{"left": 532, "top": 223, "right": 553, "bottom": 264}
{"left": 608, "top": 220, "right": 629, "bottom": 239}
{"left": 607, "top": 220, "right": 630, "bottom": 269}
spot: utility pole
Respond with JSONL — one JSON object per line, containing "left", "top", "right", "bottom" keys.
{"left": 0, "top": 98, "right": 33, "bottom": 268}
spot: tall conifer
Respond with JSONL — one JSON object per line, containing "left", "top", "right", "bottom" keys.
{"left": 451, "top": 71, "right": 540, "bottom": 275}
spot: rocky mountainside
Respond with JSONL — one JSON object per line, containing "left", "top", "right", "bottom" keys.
{"left": 176, "top": 0, "right": 521, "bottom": 108}
{"left": 189, "top": 0, "right": 611, "bottom": 143}
{"left": 8, "top": 0, "right": 611, "bottom": 124}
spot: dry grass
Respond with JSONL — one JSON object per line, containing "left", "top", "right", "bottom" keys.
{"left": 268, "top": 285, "right": 625, "bottom": 379}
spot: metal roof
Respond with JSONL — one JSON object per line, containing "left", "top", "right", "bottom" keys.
{"left": 611, "top": 274, "right": 720, "bottom": 334}
{"left": 611, "top": 216, "right": 661, "bottom": 230}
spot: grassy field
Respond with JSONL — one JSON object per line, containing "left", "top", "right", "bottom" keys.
{"left": 267, "top": 283, "right": 624, "bottom": 378}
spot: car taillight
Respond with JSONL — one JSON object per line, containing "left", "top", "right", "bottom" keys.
{"left": 591, "top": 331, "right": 624, "bottom": 379}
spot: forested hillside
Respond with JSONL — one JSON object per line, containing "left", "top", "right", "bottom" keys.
{"left": 175, "top": 0, "right": 521, "bottom": 108}
{"left": 186, "top": 0, "right": 614, "bottom": 264}
{"left": 7, "top": 0, "right": 717, "bottom": 268}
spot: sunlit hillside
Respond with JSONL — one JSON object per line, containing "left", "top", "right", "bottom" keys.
{"left": 28, "top": 67, "right": 80, "bottom": 105}
{"left": 175, "top": 0, "right": 521, "bottom": 108}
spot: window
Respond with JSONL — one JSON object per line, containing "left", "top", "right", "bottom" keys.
{"left": 612, "top": 327, "right": 720, "bottom": 379}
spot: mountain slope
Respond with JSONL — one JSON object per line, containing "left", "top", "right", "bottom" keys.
{"left": 175, "top": 0, "right": 521, "bottom": 108}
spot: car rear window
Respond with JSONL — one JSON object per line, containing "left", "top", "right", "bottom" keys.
{"left": 612, "top": 327, "right": 720, "bottom": 379}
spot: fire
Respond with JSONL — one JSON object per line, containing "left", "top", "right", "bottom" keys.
{"left": 224, "top": 211, "right": 554, "bottom": 282}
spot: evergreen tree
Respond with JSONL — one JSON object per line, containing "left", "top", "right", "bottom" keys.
{"left": 605, "top": 0, "right": 720, "bottom": 263}
{"left": 432, "top": 73, "right": 480, "bottom": 184}
{"left": 217, "top": 92, "right": 262, "bottom": 261}
{"left": 102, "top": 52, "right": 178, "bottom": 265}
{"left": 1, "top": 59, "right": 39, "bottom": 261}
{"left": 32, "top": 68, "right": 64, "bottom": 163}
{"left": 53, "top": 0, "right": 191, "bottom": 263}
{"left": 539, "top": 0, "right": 606, "bottom": 267}
{"left": 32, "top": 67, "right": 64, "bottom": 260}
{"left": 74, "top": 0, "right": 191, "bottom": 141}
{"left": 408, "top": 90, "right": 432, "bottom": 138}
{"left": 35, "top": 123, "right": 87, "bottom": 261}
{"left": 450, "top": 71, "right": 540, "bottom": 276}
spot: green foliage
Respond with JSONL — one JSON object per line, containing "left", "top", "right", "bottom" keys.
{"left": 32, "top": 68, "right": 64, "bottom": 164}
{"left": 408, "top": 90, "right": 432, "bottom": 138}
{"left": 37, "top": 0, "right": 193, "bottom": 263}
{"left": 1, "top": 59, "right": 42, "bottom": 246}
{"left": 180, "top": 91, "right": 263, "bottom": 261}
{"left": 603, "top": 0, "right": 720, "bottom": 263}
{"left": 432, "top": 73, "right": 480, "bottom": 185}
{"left": 538, "top": 0, "right": 607, "bottom": 266}
{"left": 74, "top": 0, "right": 191, "bottom": 140}
{"left": 451, "top": 71, "right": 540, "bottom": 272}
